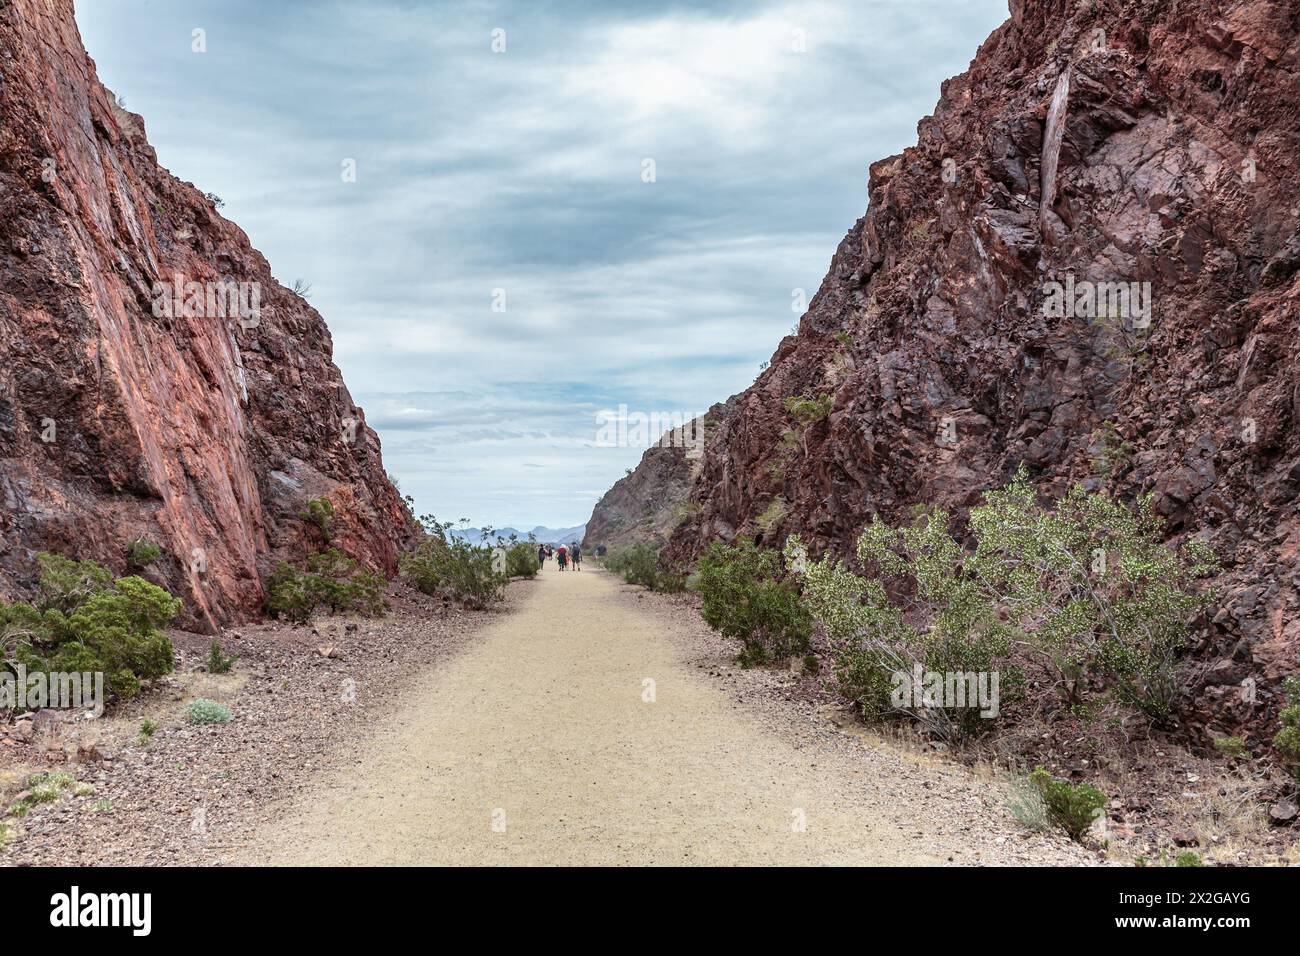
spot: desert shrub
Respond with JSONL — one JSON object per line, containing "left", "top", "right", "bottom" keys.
{"left": 137, "top": 718, "right": 157, "bottom": 745}
{"left": 34, "top": 552, "right": 113, "bottom": 615}
{"left": 3, "top": 555, "right": 179, "bottom": 701}
{"left": 398, "top": 517, "right": 505, "bottom": 609}
{"left": 125, "top": 538, "right": 162, "bottom": 569}
{"left": 207, "top": 639, "right": 235, "bottom": 674}
{"left": 787, "top": 512, "right": 1016, "bottom": 740}
{"left": 500, "top": 539, "right": 539, "bottom": 580}
{"left": 969, "top": 468, "right": 1217, "bottom": 725}
{"left": 782, "top": 393, "right": 833, "bottom": 424}
{"left": 1175, "top": 851, "right": 1203, "bottom": 867}
{"left": 1274, "top": 677, "right": 1300, "bottom": 782}
{"left": 604, "top": 543, "right": 685, "bottom": 593}
{"left": 185, "top": 698, "right": 231, "bottom": 724}
{"left": 1006, "top": 775, "right": 1052, "bottom": 832}
{"left": 755, "top": 498, "right": 788, "bottom": 538}
{"left": 697, "top": 539, "right": 811, "bottom": 666}
{"left": 1213, "top": 736, "right": 1248, "bottom": 759}
{"left": 8, "top": 771, "right": 77, "bottom": 817}
{"left": 788, "top": 469, "right": 1217, "bottom": 736}
{"left": 1029, "top": 766, "right": 1107, "bottom": 842}
{"left": 655, "top": 570, "right": 688, "bottom": 593}
{"left": 782, "top": 393, "right": 835, "bottom": 456}
{"left": 621, "top": 544, "right": 661, "bottom": 589}
{"left": 264, "top": 549, "right": 387, "bottom": 622}
{"left": 602, "top": 548, "right": 633, "bottom": 575}
{"left": 300, "top": 498, "right": 335, "bottom": 542}
{"left": 307, "top": 549, "right": 385, "bottom": 614}
{"left": 264, "top": 562, "right": 313, "bottom": 622}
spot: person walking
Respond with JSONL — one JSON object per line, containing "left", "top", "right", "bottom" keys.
{"left": 538, "top": 543, "right": 547, "bottom": 569}
{"left": 571, "top": 543, "right": 581, "bottom": 570}
{"left": 556, "top": 545, "right": 568, "bottom": 570}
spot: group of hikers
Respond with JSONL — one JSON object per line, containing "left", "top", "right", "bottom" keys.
{"left": 538, "top": 542, "right": 581, "bottom": 571}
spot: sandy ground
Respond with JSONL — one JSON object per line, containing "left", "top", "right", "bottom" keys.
{"left": 234, "top": 567, "right": 1093, "bottom": 866}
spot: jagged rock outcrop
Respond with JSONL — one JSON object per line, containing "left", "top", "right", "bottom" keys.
{"left": 650, "top": 0, "right": 1298, "bottom": 742}
{"left": 0, "top": 0, "right": 414, "bottom": 629}
{"left": 584, "top": 409, "right": 719, "bottom": 553}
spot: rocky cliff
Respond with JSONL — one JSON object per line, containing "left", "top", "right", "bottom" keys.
{"left": 646, "top": 0, "right": 1299, "bottom": 739}
{"left": 0, "top": 0, "right": 414, "bottom": 629}
{"left": 584, "top": 444, "right": 697, "bottom": 554}
{"left": 584, "top": 408, "right": 720, "bottom": 554}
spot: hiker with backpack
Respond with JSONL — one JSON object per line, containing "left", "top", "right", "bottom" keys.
{"left": 556, "top": 545, "right": 568, "bottom": 570}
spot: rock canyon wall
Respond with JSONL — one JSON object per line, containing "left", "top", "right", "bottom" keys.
{"left": 0, "top": 0, "right": 414, "bottom": 629}
{"left": 611, "top": 0, "right": 1299, "bottom": 741}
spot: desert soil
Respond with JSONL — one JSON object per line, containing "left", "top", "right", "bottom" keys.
{"left": 231, "top": 568, "right": 1093, "bottom": 866}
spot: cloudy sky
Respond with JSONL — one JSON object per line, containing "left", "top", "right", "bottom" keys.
{"left": 76, "top": 0, "right": 1006, "bottom": 528}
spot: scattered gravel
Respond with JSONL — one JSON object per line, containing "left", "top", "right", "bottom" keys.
{"left": 0, "top": 583, "right": 509, "bottom": 866}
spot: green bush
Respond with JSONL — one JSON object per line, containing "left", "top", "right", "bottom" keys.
{"left": 3, "top": 554, "right": 179, "bottom": 701}
{"left": 299, "top": 498, "right": 335, "bottom": 542}
{"left": 604, "top": 543, "right": 685, "bottom": 593}
{"left": 621, "top": 544, "right": 661, "bottom": 589}
{"left": 787, "top": 515, "right": 1015, "bottom": 739}
{"left": 264, "top": 562, "right": 313, "bottom": 622}
{"left": 1029, "top": 766, "right": 1107, "bottom": 842}
{"left": 398, "top": 517, "right": 505, "bottom": 609}
{"left": 970, "top": 469, "right": 1216, "bottom": 724}
{"left": 1213, "top": 736, "right": 1248, "bottom": 759}
{"left": 782, "top": 393, "right": 834, "bottom": 456}
{"left": 697, "top": 539, "right": 811, "bottom": 666}
{"left": 1273, "top": 677, "right": 1300, "bottom": 782}
{"left": 185, "top": 698, "right": 231, "bottom": 724}
{"left": 207, "top": 639, "right": 235, "bottom": 674}
{"left": 787, "top": 468, "right": 1217, "bottom": 735}
{"left": 500, "top": 539, "right": 539, "bottom": 580}
{"left": 34, "top": 552, "right": 113, "bottom": 615}
{"left": 655, "top": 570, "right": 688, "bottom": 593}
{"left": 264, "top": 548, "right": 387, "bottom": 623}
{"left": 137, "top": 718, "right": 157, "bottom": 745}
{"left": 1006, "top": 775, "right": 1052, "bottom": 832}
{"left": 8, "top": 771, "right": 77, "bottom": 817}
{"left": 125, "top": 538, "right": 162, "bottom": 569}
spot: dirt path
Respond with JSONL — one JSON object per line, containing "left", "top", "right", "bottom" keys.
{"left": 233, "top": 567, "right": 1092, "bottom": 865}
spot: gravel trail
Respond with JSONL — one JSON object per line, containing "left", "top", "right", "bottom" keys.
{"left": 235, "top": 568, "right": 1092, "bottom": 866}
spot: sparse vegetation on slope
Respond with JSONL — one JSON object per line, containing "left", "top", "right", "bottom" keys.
{"left": 265, "top": 548, "right": 387, "bottom": 623}
{"left": 785, "top": 469, "right": 1216, "bottom": 738}
{"left": 2, "top": 553, "right": 179, "bottom": 701}
{"left": 398, "top": 517, "right": 508, "bottom": 609}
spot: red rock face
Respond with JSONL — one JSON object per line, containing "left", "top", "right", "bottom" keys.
{"left": 0, "top": 0, "right": 414, "bottom": 629}
{"left": 662, "top": 0, "right": 1300, "bottom": 733}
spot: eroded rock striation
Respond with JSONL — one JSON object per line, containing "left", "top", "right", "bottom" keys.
{"left": 642, "top": 0, "right": 1299, "bottom": 742}
{"left": 0, "top": 0, "right": 414, "bottom": 629}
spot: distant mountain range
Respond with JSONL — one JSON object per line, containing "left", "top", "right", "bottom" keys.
{"left": 447, "top": 524, "right": 587, "bottom": 547}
